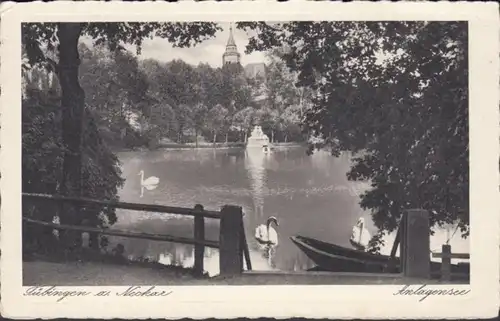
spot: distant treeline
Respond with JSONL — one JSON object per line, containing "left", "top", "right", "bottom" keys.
{"left": 24, "top": 44, "right": 310, "bottom": 151}
{"left": 55, "top": 43, "right": 308, "bottom": 149}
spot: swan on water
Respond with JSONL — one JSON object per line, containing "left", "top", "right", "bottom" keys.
{"left": 138, "top": 170, "right": 159, "bottom": 197}
{"left": 255, "top": 216, "right": 279, "bottom": 265}
{"left": 349, "top": 217, "right": 371, "bottom": 251}
{"left": 255, "top": 216, "right": 279, "bottom": 257}
{"left": 255, "top": 216, "right": 279, "bottom": 246}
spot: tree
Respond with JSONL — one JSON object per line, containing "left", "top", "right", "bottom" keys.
{"left": 22, "top": 85, "right": 124, "bottom": 252}
{"left": 191, "top": 102, "right": 209, "bottom": 148}
{"left": 138, "top": 57, "right": 260, "bottom": 145}
{"left": 196, "top": 63, "right": 221, "bottom": 109}
{"left": 207, "top": 104, "right": 229, "bottom": 145}
{"left": 233, "top": 106, "right": 257, "bottom": 143}
{"left": 257, "top": 107, "right": 279, "bottom": 143}
{"left": 219, "top": 65, "right": 254, "bottom": 112}
{"left": 264, "top": 54, "right": 298, "bottom": 133}
{"left": 162, "top": 59, "right": 201, "bottom": 107}
{"left": 221, "top": 108, "right": 234, "bottom": 143}
{"left": 22, "top": 22, "right": 220, "bottom": 251}
{"left": 239, "top": 22, "right": 469, "bottom": 245}
{"left": 175, "top": 104, "right": 193, "bottom": 143}
{"left": 281, "top": 104, "right": 302, "bottom": 142}
{"left": 252, "top": 50, "right": 309, "bottom": 142}
{"left": 79, "top": 43, "right": 150, "bottom": 148}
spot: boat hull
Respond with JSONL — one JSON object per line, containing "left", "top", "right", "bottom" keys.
{"left": 291, "top": 235, "right": 469, "bottom": 275}
{"left": 291, "top": 236, "right": 394, "bottom": 273}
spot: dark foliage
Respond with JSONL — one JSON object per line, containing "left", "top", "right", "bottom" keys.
{"left": 239, "top": 21, "right": 469, "bottom": 243}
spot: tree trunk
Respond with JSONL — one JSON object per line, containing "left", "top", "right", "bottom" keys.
{"left": 178, "top": 125, "right": 183, "bottom": 143}
{"left": 244, "top": 132, "right": 248, "bottom": 143}
{"left": 88, "top": 216, "right": 99, "bottom": 251}
{"left": 213, "top": 132, "right": 217, "bottom": 147}
{"left": 285, "top": 134, "right": 288, "bottom": 143}
{"left": 271, "top": 130, "right": 275, "bottom": 143}
{"left": 57, "top": 23, "right": 85, "bottom": 251}
{"left": 195, "top": 128, "right": 199, "bottom": 148}
{"left": 225, "top": 132, "right": 228, "bottom": 144}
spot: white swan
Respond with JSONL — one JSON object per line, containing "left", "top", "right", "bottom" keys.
{"left": 255, "top": 216, "right": 279, "bottom": 264}
{"left": 138, "top": 170, "right": 159, "bottom": 197}
{"left": 349, "top": 217, "right": 371, "bottom": 251}
{"left": 255, "top": 216, "right": 279, "bottom": 246}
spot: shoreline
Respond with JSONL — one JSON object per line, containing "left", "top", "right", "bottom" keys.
{"left": 113, "top": 142, "right": 306, "bottom": 153}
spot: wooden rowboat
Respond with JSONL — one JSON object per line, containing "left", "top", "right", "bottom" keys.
{"left": 291, "top": 235, "right": 469, "bottom": 275}
{"left": 291, "top": 235, "right": 396, "bottom": 273}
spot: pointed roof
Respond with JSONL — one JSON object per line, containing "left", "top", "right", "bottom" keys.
{"left": 222, "top": 23, "right": 241, "bottom": 64}
{"left": 226, "top": 24, "right": 236, "bottom": 47}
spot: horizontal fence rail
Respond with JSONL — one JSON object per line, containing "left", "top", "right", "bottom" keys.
{"left": 23, "top": 193, "right": 221, "bottom": 219}
{"left": 431, "top": 252, "right": 470, "bottom": 259}
{"left": 23, "top": 217, "right": 220, "bottom": 248}
{"left": 23, "top": 192, "right": 252, "bottom": 277}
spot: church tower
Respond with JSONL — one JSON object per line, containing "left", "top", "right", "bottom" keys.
{"left": 222, "top": 24, "right": 241, "bottom": 65}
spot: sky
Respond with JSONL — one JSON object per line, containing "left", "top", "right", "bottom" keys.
{"left": 79, "top": 22, "right": 395, "bottom": 69}
{"left": 123, "top": 22, "right": 266, "bottom": 68}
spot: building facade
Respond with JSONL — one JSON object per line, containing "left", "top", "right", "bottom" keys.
{"left": 244, "top": 62, "right": 266, "bottom": 79}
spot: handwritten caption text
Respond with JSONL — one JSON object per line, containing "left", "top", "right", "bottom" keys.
{"left": 24, "top": 286, "right": 173, "bottom": 302}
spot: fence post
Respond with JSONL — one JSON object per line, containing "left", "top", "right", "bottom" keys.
{"left": 400, "top": 212, "right": 407, "bottom": 274}
{"left": 441, "top": 244, "right": 452, "bottom": 281}
{"left": 193, "top": 204, "right": 205, "bottom": 277}
{"left": 240, "top": 219, "right": 252, "bottom": 271}
{"left": 219, "top": 205, "right": 243, "bottom": 277}
{"left": 402, "top": 209, "right": 430, "bottom": 279}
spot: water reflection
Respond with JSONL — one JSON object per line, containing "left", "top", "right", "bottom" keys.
{"left": 244, "top": 149, "right": 269, "bottom": 220}
{"left": 114, "top": 147, "right": 469, "bottom": 276}
{"left": 114, "top": 147, "right": 371, "bottom": 275}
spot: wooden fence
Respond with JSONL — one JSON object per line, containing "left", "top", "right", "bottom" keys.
{"left": 399, "top": 209, "right": 431, "bottom": 278}
{"left": 398, "top": 209, "right": 470, "bottom": 281}
{"left": 22, "top": 193, "right": 252, "bottom": 277}
{"left": 23, "top": 196, "right": 469, "bottom": 281}
{"left": 432, "top": 245, "right": 470, "bottom": 281}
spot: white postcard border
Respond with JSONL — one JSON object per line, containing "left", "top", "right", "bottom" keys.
{"left": 1, "top": 1, "right": 499, "bottom": 319}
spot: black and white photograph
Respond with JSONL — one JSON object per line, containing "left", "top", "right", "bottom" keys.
{"left": 1, "top": 2, "right": 498, "bottom": 320}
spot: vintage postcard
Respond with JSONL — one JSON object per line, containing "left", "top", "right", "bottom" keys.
{"left": 1, "top": 1, "right": 499, "bottom": 319}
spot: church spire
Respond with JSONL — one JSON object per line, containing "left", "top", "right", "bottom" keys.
{"left": 222, "top": 22, "right": 241, "bottom": 65}
{"left": 227, "top": 23, "right": 236, "bottom": 47}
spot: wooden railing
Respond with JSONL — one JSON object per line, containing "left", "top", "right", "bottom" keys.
{"left": 398, "top": 209, "right": 470, "bottom": 281}
{"left": 432, "top": 244, "right": 470, "bottom": 281}
{"left": 22, "top": 193, "right": 252, "bottom": 277}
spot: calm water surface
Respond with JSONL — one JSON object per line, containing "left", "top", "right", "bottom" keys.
{"left": 110, "top": 147, "right": 376, "bottom": 275}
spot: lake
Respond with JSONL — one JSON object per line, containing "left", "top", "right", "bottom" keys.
{"left": 110, "top": 146, "right": 468, "bottom": 276}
